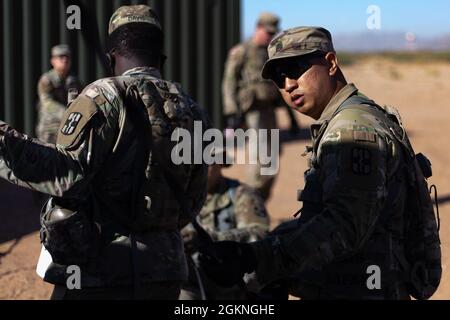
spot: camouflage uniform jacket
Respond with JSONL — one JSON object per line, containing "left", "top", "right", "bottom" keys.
{"left": 181, "top": 177, "right": 269, "bottom": 300}
{"left": 222, "top": 40, "right": 281, "bottom": 116}
{"left": 250, "top": 84, "right": 412, "bottom": 299}
{"left": 0, "top": 67, "right": 208, "bottom": 287}
{"left": 184, "top": 177, "right": 269, "bottom": 250}
{"left": 36, "top": 69, "right": 81, "bottom": 144}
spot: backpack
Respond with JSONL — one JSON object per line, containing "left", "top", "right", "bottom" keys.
{"left": 337, "top": 95, "right": 442, "bottom": 299}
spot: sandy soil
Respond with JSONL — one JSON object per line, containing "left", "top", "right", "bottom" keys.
{"left": 1, "top": 58, "right": 450, "bottom": 299}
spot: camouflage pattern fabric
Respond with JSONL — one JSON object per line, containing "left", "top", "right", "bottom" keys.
{"left": 0, "top": 66, "right": 208, "bottom": 291}
{"left": 108, "top": 4, "right": 161, "bottom": 35}
{"left": 222, "top": 40, "right": 282, "bottom": 200}
{"left": 249, "top": 84, "right": 414, "bottom": 299}
{"left": 180, "top": 177, "right": 269, "bottom": 300}
{"left": 36, "top": 69, "right": 81, "bottom": 144}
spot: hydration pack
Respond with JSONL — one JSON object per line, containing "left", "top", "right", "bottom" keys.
{"left": 339, "top": 95, "right": 442, "bottom": 299}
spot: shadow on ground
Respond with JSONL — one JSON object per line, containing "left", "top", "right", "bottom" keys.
{"left": 0, "top": 180, "right": 47, "bottom": 243}
{"left": 438, "top": 194, "right": 450, "bottom": 206}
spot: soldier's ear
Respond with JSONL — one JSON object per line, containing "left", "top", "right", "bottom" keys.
{"left": 50, "top": 56, "right": 56, "bottom": 68}
{"left": 325, "top": 52, "right": 338, "bottom": 76}
{"left": 106, "top": 49, "right": 116, "bottom": 77}
{"left": 106, "top": 52, "right": 116, "bottom": 76}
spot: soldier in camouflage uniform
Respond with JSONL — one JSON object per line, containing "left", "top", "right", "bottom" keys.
{"left": 36, "top": 45, "right": 81, "bottom": 144}
{"left": 222, "top": 12, "right": 286, "bottom": 202}
{"left": 179, "top": 149, "right": 269, "bottom": 300}
{"left": 199, "top": 27, "right": 431, "bottom": 299}
{"left": 0, "top": 5, "right": 208, "bottom": 300}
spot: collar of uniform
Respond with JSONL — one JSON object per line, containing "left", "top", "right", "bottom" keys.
{"left": 316, "top": 83, "right": 359, "bottom": 123}
{"left": 122, "top": 66, "right": 162, "bottom": 78}
{"left": 49, "top": 68, "right": 64, "bottom": 84}
{"left": 308, "top": 83, "right": 358, "bottom": 141}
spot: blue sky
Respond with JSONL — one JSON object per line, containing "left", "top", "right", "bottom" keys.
{"left": 243, "top": 0, "right": 450, "bottom": 39}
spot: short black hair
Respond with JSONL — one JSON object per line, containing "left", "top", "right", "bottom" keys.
{"left": 107, "top": 23, "right": 164, "bottom": 66}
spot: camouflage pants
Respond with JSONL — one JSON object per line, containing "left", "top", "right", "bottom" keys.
{"left": 50, "top": 281, "right": 181, "bottom": 300}
{"left": 245, "top": 107, "right": 279, "bottom": 201}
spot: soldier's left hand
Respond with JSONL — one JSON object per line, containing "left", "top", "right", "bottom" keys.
{"left": 198, "top": 241, "right": 257, "bottom": 287}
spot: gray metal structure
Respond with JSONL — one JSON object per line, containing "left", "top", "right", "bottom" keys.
{"left": 1, "top": 0, "right": 241, "bottom": 135}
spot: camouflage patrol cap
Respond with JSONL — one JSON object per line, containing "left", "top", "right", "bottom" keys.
{"left": 261, "top": 26, "right": 336, "bottom": 79}
{"left": 51, "top": 44, "right": 71, "bottom": 57}
{"left": 108, "top": 5, "right": 162, "bottom": 36}
{"left": 257, "top": 12, "right": 280, "bottom": 34}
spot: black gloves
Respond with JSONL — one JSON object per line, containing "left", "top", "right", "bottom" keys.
{"left": 199, "top": 241, "right": 257, "bottom": 287}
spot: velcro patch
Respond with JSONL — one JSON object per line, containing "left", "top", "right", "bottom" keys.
{"left": 57, "top": 95, "right": 99, "bottom": 148}
{"left": 61, "top": 112, "right": 82, "bottom": 135}
{"left": 351, "top": 147, "right": 372, "bottom": 175}
{"left": 353, "top": 131, "right": 376, "bottom": 143}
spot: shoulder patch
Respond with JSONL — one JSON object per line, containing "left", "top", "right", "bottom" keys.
{"left": 56, "top": 95, "right": 99, "bottom": 148}
{"left": 61, "top": 112, "right": 83, "bottom": 135}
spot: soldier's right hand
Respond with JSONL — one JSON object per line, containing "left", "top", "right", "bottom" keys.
{"left": 181, "top": 227, "right": 199, "bottom": 253}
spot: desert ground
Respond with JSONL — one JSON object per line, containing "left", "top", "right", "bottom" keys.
{"left": 1, "top": 56, "right": 450, "bottom": 299}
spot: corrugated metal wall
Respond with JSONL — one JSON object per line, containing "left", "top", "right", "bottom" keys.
{"left": 1, "top": 0, "right": 241, "bottom": 135}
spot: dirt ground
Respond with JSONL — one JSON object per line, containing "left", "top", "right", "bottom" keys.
{"left": 1, "top": 58, "right": 450, "bottom": 300}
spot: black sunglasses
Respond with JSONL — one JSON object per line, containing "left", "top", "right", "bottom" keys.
{"left": 270, "top": 54, "right": 324, "bottom": 89}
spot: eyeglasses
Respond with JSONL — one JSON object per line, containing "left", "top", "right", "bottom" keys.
{"left": 270, "top": 55, "right": 323, "bottom": 89}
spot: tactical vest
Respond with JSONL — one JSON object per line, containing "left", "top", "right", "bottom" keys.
{"left": 45, "top": 70, "right": 79, "bottom": 106}
{"left": 236, "top": 41, "right": 280, "bottom": 112}
{"left": 199, "top": 179, "right": 240, "bottom": 233}
{"left": 294, "top": 95, "right": 441, "bottom": 300}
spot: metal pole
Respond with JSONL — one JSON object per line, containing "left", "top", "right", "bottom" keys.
{"left": 23, "top": 0, "right": 35, "bottom": 135}
{"left": 41, "top": 0, "right": 51, "bottom": 73}
{"left": 0, "top": 3, "right": 4, "bottom": 120}
{"left": 60, "top": 1, "right": 68, "bottom": 45}
{"left": 3, "top": 0, "right": 14, "bottom": 125}
{"left": 196, "top": 0, "right": 209, "bottom": 111}
{"left": 212, "top": 0, "right": 226, "bottom": 129}
{"left": 180, "top": 0, "right": 195, "bottom": 96}
{"left": 96, "top": 0, "right": 108, "bottom": 79}
{"left": 163, "top": 0, "right": 180, "bottom": 81}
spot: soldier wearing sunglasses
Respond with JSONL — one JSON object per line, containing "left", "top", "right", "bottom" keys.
{"left": 199, "top": 27, "right": 423, "bottom": 299}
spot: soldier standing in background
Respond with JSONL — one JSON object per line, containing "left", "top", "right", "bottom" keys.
{"left": 222, "top": 12, "right": 299, "bottom": 202}
{"left": 179, "top": 148, "right": 269, "bottom": 300}
{"left": 36, "top": 44, "right": 81, "bottom": 144}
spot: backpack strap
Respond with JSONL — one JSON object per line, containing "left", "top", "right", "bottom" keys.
{"left": 334, "top": 94, "right": 415, "bottom": 159}
{"left": 110, "top": 77, "right": 153, "bottom": 298}
{"left": 137, "top": 79, "right": 223, "bottom": 263}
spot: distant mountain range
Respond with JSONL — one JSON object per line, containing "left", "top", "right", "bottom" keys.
{"left": 333, "top": 32, "right": 450, "bottom": 52}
